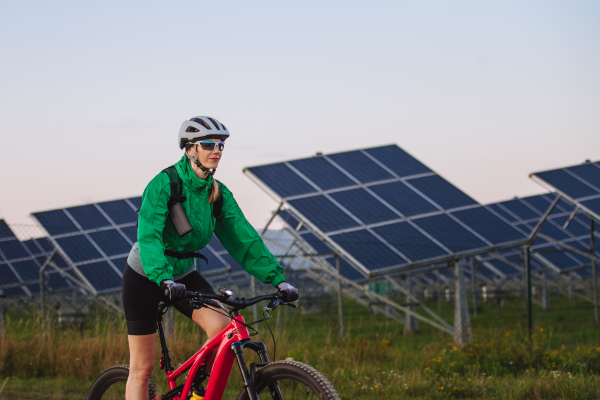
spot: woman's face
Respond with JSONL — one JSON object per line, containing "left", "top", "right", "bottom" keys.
{"left": 188, "top": 138, "right": 225, "bottom": 172}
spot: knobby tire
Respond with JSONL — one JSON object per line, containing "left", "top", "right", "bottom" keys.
{"left": 236, "top": 360, "right": 340, "bottom": 400}
{"left": 85, "top": 364, "right": 161, "bottom": 400}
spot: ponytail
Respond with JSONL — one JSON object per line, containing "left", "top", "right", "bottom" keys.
{"left": 209, "top": 179, "right": 220, "bottom": 204}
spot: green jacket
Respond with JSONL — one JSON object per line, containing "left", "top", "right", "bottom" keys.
{"left": 137, "top": 155, "right": 286, "bottom": 287}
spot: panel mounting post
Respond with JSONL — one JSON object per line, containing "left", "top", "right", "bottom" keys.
{"left": 404, "top": 276, "right": 418, "bottom": 334}
{"left": 471, "top": 257, "right": 478, "bottom": 318}
{"left": 541, "top": 276, "right": 550, "bottom": 310}
{"left": 523, "top": 245, "right": 533, "bottom": 343}
{"left": 591, "top": 218, "right": 598, "bottom": 328}
{"left": 335, "top": 254, "right": 344, "bottom": 340}
{"left": 0, "top": 294, "right": 5, "bottom": 340}
{"left": 453, "top": 261, "right": 472, "bottom": 345}
{"left": 39, "top": 248, "right": 58, "bottom": 336}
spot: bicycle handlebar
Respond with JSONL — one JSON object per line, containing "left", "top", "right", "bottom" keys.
{"left": 185, "top": 291, "right": 296, "bottom": 311}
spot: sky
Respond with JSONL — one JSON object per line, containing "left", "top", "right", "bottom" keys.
{"left": 1, "top": 0, "right": 599, "bottom": 238}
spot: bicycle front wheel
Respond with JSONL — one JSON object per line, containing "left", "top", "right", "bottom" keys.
{"left": 85, "top": 364, "right": 161, "bottom": 400}
{"left": 236, "top": 360, "right": 340, "bottom": 400}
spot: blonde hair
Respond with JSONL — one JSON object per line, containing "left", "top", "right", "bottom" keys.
{"left": 185, "top": 144, "right": 221, "bottom": 204}
{"left": 209, "top": 179, "right": 220, "bottom": 204}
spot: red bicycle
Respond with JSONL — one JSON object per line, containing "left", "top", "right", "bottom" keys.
{"left": 86, "top": 289, "right": 340, "bottom": 400}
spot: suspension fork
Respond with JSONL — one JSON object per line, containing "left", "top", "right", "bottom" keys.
{"left": 231, "top": 339, "right": 283, "bottom": 400}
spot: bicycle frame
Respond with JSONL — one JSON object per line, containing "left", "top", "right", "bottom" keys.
{"left": 157, "top": 308, "right": 275, "bottom": 400}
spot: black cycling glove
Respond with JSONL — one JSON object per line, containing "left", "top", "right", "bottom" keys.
{"left": 277, "top": 281, "right": 299, "bottom": 302}
{"left": 160, "top": 280, "right": 186, "bottom": 301}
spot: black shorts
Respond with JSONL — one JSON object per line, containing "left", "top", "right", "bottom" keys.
{"left": 121, "top": 264, "right": 216, "bottom": 335}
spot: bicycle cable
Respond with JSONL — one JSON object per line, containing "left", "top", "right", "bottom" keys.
{"left": 263, "top": 308, "right": 276, "bottom": 361}
{"left": 194, "top": 300, "right": 274, "bottom": 338}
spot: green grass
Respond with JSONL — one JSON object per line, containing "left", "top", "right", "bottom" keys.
{"left": 1, "top": 294, "right": 599, "bottom": 399}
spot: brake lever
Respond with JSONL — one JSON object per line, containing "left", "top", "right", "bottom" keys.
{"left": 201, "top": 297, "right": 221, "bottom": 308}
{"left": 189, "top": 295, "right": 220, "bottom": 309}
{"left": 265, "top": 298, "right": 282, "bottom": 311}
{"left": 265, "top": 298, "right": 298, "bottom": 311}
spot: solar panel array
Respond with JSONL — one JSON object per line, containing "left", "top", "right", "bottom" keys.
{"left": 531, "top": 161, "right": 600, "bottom": 221}
{"left": 32, "top": 197, "right": 237, "bottom": 294}
{"left": 0, "top": 220, "right": 75, "bottom": 298}
{"left": 277, "top": 209, "right": 372, "bottom": 281}
{"left": 478, "top": 193, "right": 597, "bottom": 278}
{"left": 246, "top": 145, "right": 529, "bottom": 277}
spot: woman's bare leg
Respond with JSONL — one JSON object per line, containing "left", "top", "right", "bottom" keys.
{"left": 125, "top": 303, "right": 228, "bottom": 400}
{"left": 126, "top": 333, "right": 156, "bottom": 400}
{"left": 192, "top": 300, "right": 231, "bottom": 340}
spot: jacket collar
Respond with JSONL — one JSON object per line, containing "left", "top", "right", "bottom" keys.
{"left": 175, "top": 155, "right": 213, "bottom": 192}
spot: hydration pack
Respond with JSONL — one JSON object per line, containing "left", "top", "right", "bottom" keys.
{"left": 136, "top": 166, "right": 224, "bottom": 264}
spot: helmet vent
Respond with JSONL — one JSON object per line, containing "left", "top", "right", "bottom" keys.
{"left": 186, "top": 126, "right": 199, "bottom": 132}
{"left": 207, "top": 118, "right": 221, "bottom": 131}
{"left": 221, "top": 123, "right": 227, "bottom": 131}
{"left": 191, "top": 118, "right": 212, "bottom": 130}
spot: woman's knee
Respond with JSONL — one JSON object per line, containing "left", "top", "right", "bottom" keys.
{"left": 129, "top": 362, "right": 154, "bottom": 380}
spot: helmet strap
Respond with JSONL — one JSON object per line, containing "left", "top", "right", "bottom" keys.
{"left": 184, "top": 147, "right": 216, "bottom": 176}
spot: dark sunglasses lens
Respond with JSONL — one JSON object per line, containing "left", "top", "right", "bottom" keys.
{"left": 198, "top": 141, "right": 224, "bottom": 151}
{"left": 200, "top": 142, "right": 216, "bottom": 150}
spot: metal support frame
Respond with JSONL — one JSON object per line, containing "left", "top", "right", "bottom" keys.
{"left": 270, "top": 233, "right": 452, "bottom": 333}
{"left": 0, "top": 294, "right": 5, "bottom": 339}
{"left": 541, "top": 277, "right": 550, "bottom": 310}
{"left": 335, "top": 254, "right": 344, "bottom": 339}
{"left": 40, "top": 248, "right": 58, "bottom": 335}
{"left": 591, "top": 218, "right": 598, "bottom": 328}
{"left": 535, "top": 233, "right": 600, "bottom": 264}
{"left": 403, "top": 276, "right": 418, "bottom": 334}
{"left": 384, "top": 276, "right": 450, "bottom": 331}
{"left": 385, "top": 279, "right": 393, "bottom": 317}
{"left": 471, "top": 257, "right": 478, "bottom": 318}
{"left": 528, "top": 195, "right": 562, "bottom": 244}
{"left": 436, "top": 270, "right": 443, "bottom": 313}
{"left": 453, "top": 261, "right": 472, "bottom": 345}
{"left": 563, "top": 206, "right": 580, "bottom": 229}
{"left": 524, "top": 246, "right": 533, "bottom": 342}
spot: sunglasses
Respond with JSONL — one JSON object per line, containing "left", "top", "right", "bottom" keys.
{"left": 194, "top": 140, "right": 225, "bottom": 151}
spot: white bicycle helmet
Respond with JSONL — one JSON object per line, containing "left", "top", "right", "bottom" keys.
{"left": 178, "top": 116, "right": 230, "bottom": 149}
{"left": 179, "top": 116, "right": 230, "bottom": 176}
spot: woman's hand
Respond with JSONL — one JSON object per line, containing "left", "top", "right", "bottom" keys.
{"left": 160, "top": 280, "right": 187, "bottom": 301}
{"left": 277, "top": 281, "right": 299, "bottom": 302}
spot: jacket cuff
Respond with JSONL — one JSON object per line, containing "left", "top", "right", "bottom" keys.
{"left": 151, "top": 271, "right": 174, "bottom": 287}
{"left": 271, "top": 274, "right": 287, "bottom": 288}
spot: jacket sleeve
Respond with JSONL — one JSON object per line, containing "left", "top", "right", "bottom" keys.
{"left": 214, "top": 183, "right": 287, "bottom": 287}
{"left": 137, "top": 172, "right": 173, "bottom": 286}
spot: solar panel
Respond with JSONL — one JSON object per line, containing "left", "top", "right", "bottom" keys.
{"left": 32, "top": 197, "right": 235, "bottom": 294}
{"left": 531, "top": 161, "right": 600, "bottom": 221}
{"left": 477, "top": 193, "right": 596, "bottom": 276}
{"left": 246, "top": 145, "right": 528, "bottom": 277}
{"left": 0, "top": 220, "right": 75, "bottom": 298}
{"left": 32, "top": 197, "right": 151, "bottom": 293}
{"left": 266, "top": 210, "right": 368, "bottom": 282}
{"left": 0, "top": 220, "right": 15, "bottom": 240}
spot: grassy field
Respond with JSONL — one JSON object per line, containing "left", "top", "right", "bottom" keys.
{"left": 1, "top": 293, "right": 599, "bottom": 399}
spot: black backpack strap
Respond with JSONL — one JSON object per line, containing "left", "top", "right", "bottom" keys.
{"left": 212, "top": 180, "right": 224, "bottom": 219}
{"left": 162, "top": 166, "right": 186, "bottom": 207}
{"left": 164, "top": 250, "right": 208, "bottom": 264}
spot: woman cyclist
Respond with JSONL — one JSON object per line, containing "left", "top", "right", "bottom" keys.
{"left": 122, "top": 116, "right": 299, "bottom": 400}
